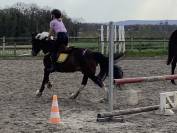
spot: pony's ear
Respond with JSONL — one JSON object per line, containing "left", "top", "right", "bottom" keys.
{"left": 31, "top": 32, "right": 37, "bottom": 39}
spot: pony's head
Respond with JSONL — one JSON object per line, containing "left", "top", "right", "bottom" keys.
{"left": 31, "top": 32, "right": 50, "bottom": 56}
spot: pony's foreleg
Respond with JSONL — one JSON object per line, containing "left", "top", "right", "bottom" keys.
{"left": 70, "top": 75, "right": 88, "bottom": 99}
{"left": 89, "top": 75, "right": 104, "bottom": 88}
{"left": 171, "top": 57, "right": 177, "bottom": 84}
{"left": 36, "top": 69, "right": 50, "bottom": 97}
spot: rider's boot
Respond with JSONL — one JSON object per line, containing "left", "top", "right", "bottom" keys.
{"left": 47, "top": 53, "right": 57, "bottom": 72}
{"left": 47, "top": 62, "right": 56, "bottom": 72}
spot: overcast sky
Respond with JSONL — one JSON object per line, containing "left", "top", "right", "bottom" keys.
{"left": 0, "top": 0, "right": 177, "bottom": 23}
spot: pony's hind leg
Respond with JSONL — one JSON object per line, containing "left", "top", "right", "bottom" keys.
{"left": 89, "top": 75, "right": 104, "bottom": 88}
{"left": 47, "top": 81, "right": 52, "bottom": 89}
{"left": 70, "top": 75, "right": 88, "bottom": 99}
{"left": 98, "top": 83, "right": 109, "bottom": 103}
{"left": 171, "top": 57, "right": 177, "bottom": 84}
{"left": 88, "top": 75, "right": 109, "bottom": 102}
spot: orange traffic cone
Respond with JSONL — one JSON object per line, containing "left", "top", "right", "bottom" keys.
{"left": 49, "top": 95, "right": 61, "bottom": 124}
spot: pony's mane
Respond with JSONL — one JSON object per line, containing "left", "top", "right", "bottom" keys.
{"left": 35, "top": 32, "right": 54, "bottom": 40}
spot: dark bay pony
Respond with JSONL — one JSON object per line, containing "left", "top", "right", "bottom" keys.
{"left": 31, "top": 32, "right": 123, "bottom": 99}
{"left": 167, "top": 29, "right": 177, "bottom": 84}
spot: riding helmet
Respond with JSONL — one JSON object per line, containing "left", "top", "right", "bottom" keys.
{"left": 51, "top": 9, "right": 61, "bottom": 18}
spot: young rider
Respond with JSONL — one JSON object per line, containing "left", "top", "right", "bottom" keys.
{"left": 48, "top": 9, "right": 68, "bottom": 72}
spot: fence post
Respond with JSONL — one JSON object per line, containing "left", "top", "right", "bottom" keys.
{"left": 139, "top": 42, "right": 142, "bottom": 52}
{"left": 2, "top": 36, "right": 5, "bottom": 55}
{"left": 131, "top": 37, "right": 134, "bottom": 50}
{"left": 98, "top": 36, "right": 100, "bottom": 52}
{"left": 163, "top": 38, "right": 166, "bottom": 51}
{"left": 108, "top": 22, "right": 114, "bottom": 112}
{"left": 14, "top": 43, "right": 16, "bottom": 56}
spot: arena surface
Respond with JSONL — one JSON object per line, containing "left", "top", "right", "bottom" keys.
{"left": 1, "top": 58, "right": 177, "bottom": 133}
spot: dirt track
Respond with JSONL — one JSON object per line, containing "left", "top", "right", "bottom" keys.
{"left": 1, "top": 58, "right": 177, "bottom": 133}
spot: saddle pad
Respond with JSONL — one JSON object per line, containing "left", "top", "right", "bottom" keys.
{"left": 57, "top": 53, "right": 69, "bottom": 63}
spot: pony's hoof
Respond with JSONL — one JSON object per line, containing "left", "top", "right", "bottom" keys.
{"left": 47, "top": 83, "right": 52, "bottom": 89}
{"left": 36, "top": 90, "right": 42, "bottom": 97}
{"left": 99, "top": 98, "right": 108, "bottom": 103}
{"left": 69, "top": 93, "right": 77, "bottom": 99}
{"left": 171, "top": 80, "right": 176, "bottom": 85}
{"left": 115, "top": 85, "right": 123, "bottom": 90}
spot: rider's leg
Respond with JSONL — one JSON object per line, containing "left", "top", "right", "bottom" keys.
{"left": 47, "top": 53, "right": 56, "bottom": 72}
{"left": 47, "top": 43, "right": 58, "bottom": 72}
{"left": 47, "top": 32, "right": 68, "bottom": 72}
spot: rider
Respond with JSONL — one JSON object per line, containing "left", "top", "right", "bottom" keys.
{"left": 48, "top": 9, "right": 68, "bottom": 72}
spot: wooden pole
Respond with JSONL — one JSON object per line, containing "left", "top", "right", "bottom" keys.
{"left": 114, "top": 74, "right": 177, "bottom": 85}
{"left": 97, "top": 105, "right": 159, "bottom": 118}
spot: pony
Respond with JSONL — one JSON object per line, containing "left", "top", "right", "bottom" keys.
{"left": 167, "top": 29, "right": 177, "bottom": 84}
{"left": 31, "top": 32, "right": 123, "bottom": 99}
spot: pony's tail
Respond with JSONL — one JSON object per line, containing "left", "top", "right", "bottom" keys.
{"left": 93, "top": 52, "right": 108, "bottom": 81}
{"left": 167, "top": 42, "right": 173, "bottom": 65}
{"left": 167, "top": 31, "right": 177, "bottom": 65}
{"left": 93, "top": 52, "right": 124, "bottom": 81}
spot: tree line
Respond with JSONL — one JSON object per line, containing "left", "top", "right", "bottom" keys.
{"left": 125, "top": 24, "right": 177, "bottom": 39}
{"left": 1, "top": 2, "right": 177, "bottom": 38}
{"left": 0, "top": 2, "right": 96, "bottom": 37}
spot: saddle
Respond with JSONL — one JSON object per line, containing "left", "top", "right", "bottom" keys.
{"left": 56, "top": 47, "right": 73, "bottom": 63}
{"left": 57, "top": 53, "right": 69, "bottom": 63}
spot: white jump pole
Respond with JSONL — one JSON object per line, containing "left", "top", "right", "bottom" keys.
{"left": 118, "top": 25, "right": 125, "bottom": 53}
{"left": 108, "top": 22, "right": 114, "bottom": 112}
{"left": 106, "top": 25, "right": 109, "bottom": 55}
{"left": 114, "top": 25, "right": 117, "bottom": 53}
{"left": 100, "top": 25, "right": 104, "bottom": 54}
{"left": 118, "top": 25, "right": 122, "bottom": 53}
{"left": 122, "top": 25, "right": 125, "bottom": 53}
{"left": 100, "top": 24, "right": 120, "bottom": 54}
